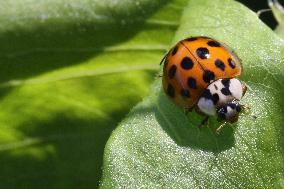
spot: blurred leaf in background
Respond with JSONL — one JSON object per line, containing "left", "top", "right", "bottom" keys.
{"left": 0, "top": 0, "right": 188, "bottom": 188}
{"left": 101, "top": 0, "right": 284, "bottom": 188}
{"left": 269, "top": 0, "right": 284, "bottom": 38}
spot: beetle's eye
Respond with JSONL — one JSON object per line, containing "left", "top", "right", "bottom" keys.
{"left": 236, "top": 104, "right": 241, "bottom": 112}
{"left": 217, "top": 108, "right": 226, "bottom": 120}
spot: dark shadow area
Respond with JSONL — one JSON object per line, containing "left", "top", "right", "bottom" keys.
{"left": 0, "top": 69, "right": 157, "bottom": 189}
{"left": 0, "top": 23, "right": 147, "bottom": 81}
{"left": 0, "top": 23, "right": 166, "bottom": 83}
{"left": 0, "top": 113, "right": 115, "bottom": 189}
{"left": 238, "top": 0, "right": 278, "bottom": 29}
{"left": 155, "top": 90, "right": 235, "bottom": 153}
{"left": 0, "top": 69, "right": 153, "bottom": 189}
{"left": 0, "top": 0, "right": 174, "bottom": 97}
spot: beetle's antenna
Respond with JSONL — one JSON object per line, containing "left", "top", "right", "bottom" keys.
{"left": 256, "top": 9, "right": 272, "bottom": 17}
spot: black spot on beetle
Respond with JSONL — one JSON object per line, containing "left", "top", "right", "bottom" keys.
{"left": 221, "top": 87, "right": 232, "bottom": 96}
{"left": 207, "top": 40, "right": 221, "bottom": 47}
{"left": 171, "top": 45, "right": 178, "bottom": 56}
{"left": 181, "top": 57, "right": 194, "bottom": 70}
{"left": 215, "top": 59, "right": 225, "bottom": 71}
{"left": 228, "top": 58, "right": 236, "bottom": 69}
{"left": 201, "top": 89, "right": 219, "bottom": 106}
{"left": 196, "top": 47, "right": 210, "bottom": 59}
{"left": 185, "top": 37, "right": 197, "bottom": 41}
{"left": 181, "top": 89, "right": 190, "bottom": 98}
{"left": 214, "top": 84, "right": 218, "bottom": 90}
{"left": 203, "top": 70, "right": 215, "bottom": 83}
{"left": 187, "top": 77, "right": 197, "bottom": 89}
{"left": 202, "top": 89, "right": 212, "bottom": 99}
{"left": 221, "top": 79, "right": 230, "bottom": 87}
{"left": 168, "top": 65, "right": 177, "bottom": 79}
{"left": 167, "top": 84, "right": 175, "bottom": 98}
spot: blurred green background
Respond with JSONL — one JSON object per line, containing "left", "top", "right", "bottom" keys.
{"left": 0, "top": 0, "right": 278, "bottom": 188}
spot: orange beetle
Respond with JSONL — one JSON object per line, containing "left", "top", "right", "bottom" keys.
{"left": 161, "top": 36, "right": 246, "bottom": 126}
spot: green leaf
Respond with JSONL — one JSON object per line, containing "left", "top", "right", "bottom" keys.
{"left": 101, "top": 0, "right": 284, "bottom": 188}
{"left": 0, "top": 0, "right": 186, "bottom": 188}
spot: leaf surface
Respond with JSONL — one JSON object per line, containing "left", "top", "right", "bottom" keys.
{"left": 101, "top": 0, "right": 284, "bottom": 188}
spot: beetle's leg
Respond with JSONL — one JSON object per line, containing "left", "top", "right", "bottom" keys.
{"left": 242, "top": 83, "right": 247, "bottom": 96}
{"left": 198, "top": 116, "right": 209, "bottom": 128}
{"left": 183, "top": 107, "right": 194, "bottom": 115}
{"left": 216, "top": 122, "right": 226, "bottom": 134}
{"left": 240, "top": 104, "right": 258, "bottom": 120}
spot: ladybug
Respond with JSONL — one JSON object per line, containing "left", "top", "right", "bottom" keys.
{"left": 161, "top": 36, "right": 247, "bottom": 126}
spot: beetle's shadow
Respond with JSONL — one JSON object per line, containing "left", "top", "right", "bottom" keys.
{"left": 155, "top": 89, "right": 235, "bottom": 153}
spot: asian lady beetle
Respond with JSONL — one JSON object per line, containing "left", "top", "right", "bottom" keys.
{"left": 161, "top": 36, "right": 246, "bottom": 126}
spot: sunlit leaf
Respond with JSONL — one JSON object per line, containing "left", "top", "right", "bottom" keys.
{"left": 101, "top": 0, "right": 284, "bottom": 188}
